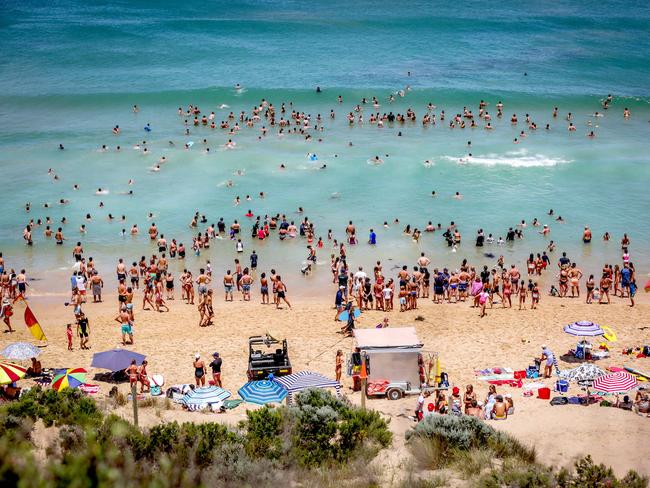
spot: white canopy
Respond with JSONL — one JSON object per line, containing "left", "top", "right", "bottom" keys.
{"left": 354, "top": 327, "right": 423, "bottom": 350}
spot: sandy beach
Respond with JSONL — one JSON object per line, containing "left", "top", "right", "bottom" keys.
{"left": 4, "top": 290, "right": 649, "bottom": 477}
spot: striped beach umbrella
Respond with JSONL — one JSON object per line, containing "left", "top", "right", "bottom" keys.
{"left": 51, "top": 368, "right": 87, "bottom": 391}
{"left": 1, "top": 342, "right": 42, "bottom": 361}
{"left": 180, "top": 386, "right": 231, "bottom": 411}
{"left": 564, "top": 321, "right": 604, "bottom": 337}
{"left": 238, "top": 380, "right": 287, "bottom": 405}
{"left": 0, "top": 361, "right": 27, "bottom": 385}
{"left": 592, "top": 371, "right": 638, "bottom": 393}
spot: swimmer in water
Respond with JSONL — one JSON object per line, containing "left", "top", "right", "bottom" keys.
{"left": 454, "top": 192, "right": 463, "bottom": 200}
{"left": 369, "top": 155, "right": 384, "bottom": 165}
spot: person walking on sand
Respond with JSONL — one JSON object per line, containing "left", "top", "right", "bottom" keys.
{"left": 193, "top": 353, "right": 206, "bottom": 386}
{"left": 76, "top": 312, "right": 90, "bottom": 350}
{"left": 275, "top": 275, "right": 291, "bottom": 309}
{"left": 115, "top": 307, "right": 134, "bottom": 345}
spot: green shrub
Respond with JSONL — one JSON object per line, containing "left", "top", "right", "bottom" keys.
{"left": 3, "top": 387, "right": 102, "bottom": 428}
{"left": 244, "top": 405, "right": 286, "bottom": 460}
{"left": 406, "top": 414, "right": 535, "bottom": 470}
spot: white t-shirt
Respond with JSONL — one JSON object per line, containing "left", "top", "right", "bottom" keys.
{"left": 76, "top": 275, "right": 86, "bottom": 291}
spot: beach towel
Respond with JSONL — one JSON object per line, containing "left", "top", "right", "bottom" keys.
{"left": 223, "top": 399, "right": 243, "bottom": 410}
{"left": 80, "top": 384, "right": 100, "bottom": 395}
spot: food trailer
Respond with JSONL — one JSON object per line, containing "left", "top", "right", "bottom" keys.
{"left": 352, "top": 327, "right": 439, "bottom": 400}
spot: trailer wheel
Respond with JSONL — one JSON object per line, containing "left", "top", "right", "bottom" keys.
{"left": 386, "top": 388, "right": 403, "bottom": 400}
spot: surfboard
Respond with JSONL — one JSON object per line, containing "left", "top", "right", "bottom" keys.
{"left": 338, "top": 308, "right": 360, "bottom": 322}
{"left": 624, "top": 366, "right": 649, "bottom": 382}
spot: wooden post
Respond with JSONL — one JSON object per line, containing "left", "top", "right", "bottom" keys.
{"left": 131, "top": 383, "right": 139, "bottom": 427}
{"left": 360, "top": 353, "right": 368, "bottom": 409}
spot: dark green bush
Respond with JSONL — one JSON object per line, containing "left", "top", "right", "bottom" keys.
{"left": 4, "top": 387, "right": 102, "bottom": 428}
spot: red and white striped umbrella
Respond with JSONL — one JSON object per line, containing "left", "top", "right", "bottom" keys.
{"left": 592, "top": 372, "right": 637, "bottom": 393}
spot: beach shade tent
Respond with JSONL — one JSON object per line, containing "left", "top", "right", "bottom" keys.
{"left": 238, "top": 379, "right": 287, "bottom": 405}
{"left": 563, "top": 321, "right": 604, "bottom": 337}
{"left": 592, "top": 371, "right": 638, "bottom": 394}
{"left": 1, "top": 342, "right": 42, "bottom": 361}
{"left": 559, "top": 363, "right": 606, "bottom": 383}
{"left": 0, "top": 361, "right": 27, "bottom": 385}
{"left": 273, "top": 371, "right": 341, "bottom": 404}
{"left": 180, "top": 386, "right": 231, "bottom": 411}
{"left": 91, "top": 349, "right": 146, "bottom": 372}
{"left": 51, "top": 368, "right": 87, "bottom": 392}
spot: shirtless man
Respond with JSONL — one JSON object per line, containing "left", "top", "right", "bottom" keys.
{"left": 275, "top": 275, "right": 291, "bottom": 309}
{"left": 223, "top": 270, "right": 235, "bottom": 301}
{"left": 239, "top": 268, "right": 253, "bottom": 301}
{"left": 508, "top": 265, "right": 520, "bottom": 294}
{"left": 195, "top": 268, "right": 211, "bottom": 297}
{"left": 115, "top": 307, "right": 133, "bottom": 345}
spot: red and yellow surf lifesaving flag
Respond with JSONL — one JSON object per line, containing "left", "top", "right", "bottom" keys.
{"left": 14, "top": 296, "right": 47, "bottom": 342}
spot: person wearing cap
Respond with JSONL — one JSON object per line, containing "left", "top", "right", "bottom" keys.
{"left": 540, "top": 345, "right": 555, "bottom": 378}
{"left": 193, "top": 354, "right": 206, "bottom": 386}
{"left": 209, "top": 352, "right": 222, "bottom": 387}
{"left": 449, "top": 386, "right": 462, "bottom": 415}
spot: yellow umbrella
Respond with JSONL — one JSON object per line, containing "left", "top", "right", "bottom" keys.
{"left": 0, "top": 361, "right": 27, "bottom": 385}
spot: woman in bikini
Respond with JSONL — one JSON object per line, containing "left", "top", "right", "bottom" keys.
{"left": 463, "top": 384, "right": 476, "bottom": 414}
{"left": 518, "top": 280, "right": 527, "bottom": 310}
{"left": 502, "top": 277, "right": 512, "bottom": 308}
{"left": 558, "top": 265, "right": 569, "bottom": 297}
{"left": 531, "top": 283, "right": 540, "bottom": 309}
{"left": 599, "top": 273, "right": 612, "bottom": 304}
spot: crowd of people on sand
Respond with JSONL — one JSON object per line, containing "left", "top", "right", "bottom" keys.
{"left": 1, "top": 194, "right": 640, "bottom": 347}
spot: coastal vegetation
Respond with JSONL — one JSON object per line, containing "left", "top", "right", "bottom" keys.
{"left": 0, "top": 388, "right": 645, "bottom": 487}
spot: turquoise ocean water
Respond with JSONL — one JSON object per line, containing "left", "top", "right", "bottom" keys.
{"left": 1, "top": 1, "right": 649, "bottom": 295}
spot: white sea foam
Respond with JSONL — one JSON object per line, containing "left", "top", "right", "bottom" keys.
{"left": 442, "top": 149, "right": 571, "bottom": 168}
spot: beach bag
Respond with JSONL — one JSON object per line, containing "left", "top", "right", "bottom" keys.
{"left": 150, "top": 386, "right": 162, "bottom": 396}
{"left": 514, "top": 370, "right": 526, "bottom": 380}
{"left": 643, "top": 346, "right": 650, "bottom": 357}
{"left": 550, "top": 396, "right": 568, "bottom": 406}
{"left": 526, "top": 366, "right": 539, "bottom": 379}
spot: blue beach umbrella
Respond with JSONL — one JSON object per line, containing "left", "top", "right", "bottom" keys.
{"left": 238, "top": 380, "right": 287, "bottom": 405}
{"left": 1, "top": 342, "right": 42, "bottom": 360}
{"left": 180, "top": 386, "right": 231, "bottom": 409}
{"left": 91, "top": 349, "right": 146, "bottom": 372}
